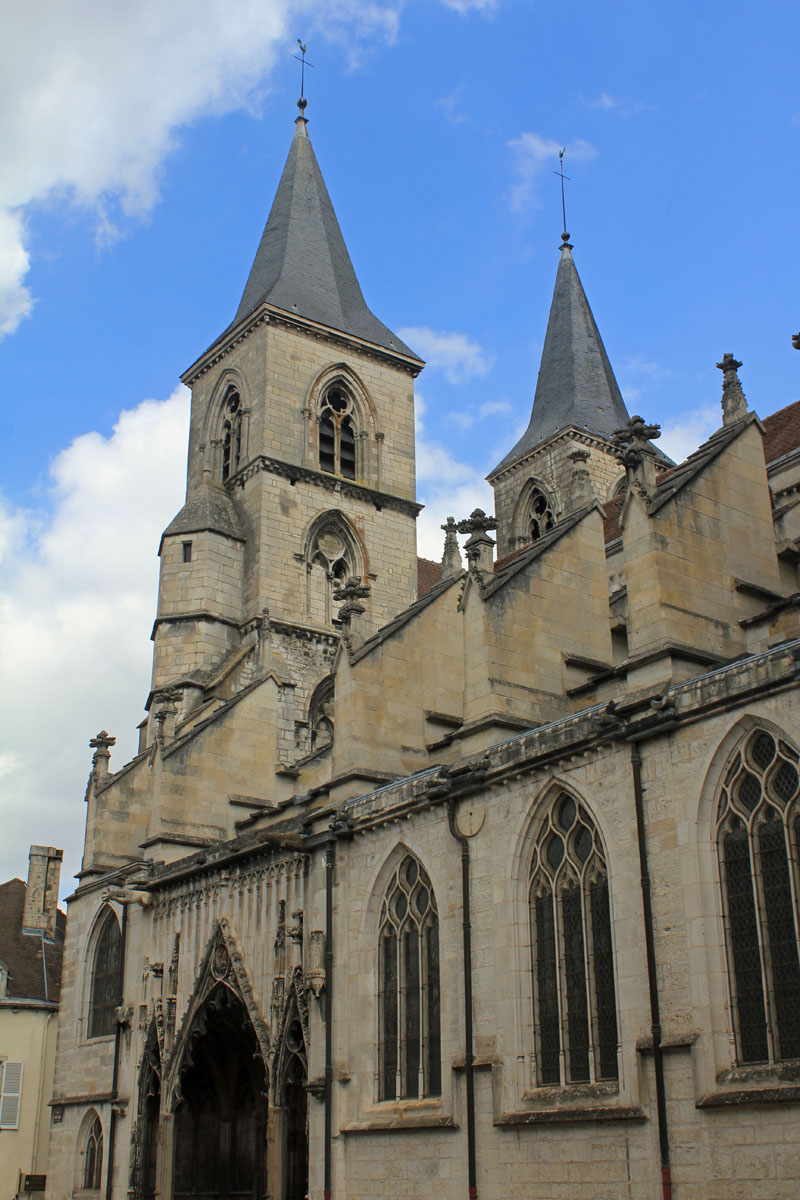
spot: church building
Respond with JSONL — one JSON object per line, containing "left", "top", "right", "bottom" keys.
{"left": 46, "top": 100, "right": 800, "bottom": 1200}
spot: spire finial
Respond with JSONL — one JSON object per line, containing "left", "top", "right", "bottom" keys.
{"left": 293, "top": 40, "right": 314, "bottom": 116}
{"left": 554, "top": 149, "right": 572, "bottom": 249}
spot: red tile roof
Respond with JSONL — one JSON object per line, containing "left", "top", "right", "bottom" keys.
{"left": 762, "top": 398, "right": 800, "bottom": 465}
{"left": 416, "top": 556, "right": 442, "bottom": 596}
{"left": 0, "top": 879, "right": 66, "bottom": 1003}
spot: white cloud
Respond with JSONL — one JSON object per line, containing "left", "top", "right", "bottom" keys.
{"left": 0, "top": 388, "right": 189, "bottom": 886}
{"left": 479, "top": 399, "right": 512, "bottom": 419}
{"left": 440, "top": 0, "right": 500, "bottom": 11}
{"left": 399, "top": 326, "right": 493, "bottom": 383}
{"left": 436, "top": 85, "right": 468, "bottom": 125}
{"left": 658, "top": 405, "right": 720, "bottom": 463}
{"left": 507, "top": 133, "right": 597, "bottom": 214}
{"left": 0, "top": 1, "right": 411, "bottom": 338}
{"left": 416, "top": 438, "right": 493, "bottom": 560}
{"left": 584, "top": 91, "right": 651, "bottom": 118}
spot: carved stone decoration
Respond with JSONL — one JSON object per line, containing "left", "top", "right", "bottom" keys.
{"left": 89, "top": 730, "right": 116, "bottom": 777}
{"left": 440, "top": 516, "right": 463, "bottom": 579}
{"left": 271, "top": 967, "right": 310, "bottom": 1104}
{"left": 716, "top": 352, "right": 748, "bottom": 426}
{"left": 457, "top": 508, "right": 497, "bottom": 575}
{"left": 168, "top": 932, "right": 180, "bottom": 994}
{"left": 611, "top": 415, "right": 662, "bottom": 503}
{"left": 211, "top": 942, "right": 230, "bottom": 980}
{"left": 305, "top": 930, "right": 326, "bottom": 999}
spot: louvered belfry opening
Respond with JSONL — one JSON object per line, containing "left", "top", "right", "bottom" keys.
{"left": 173, "top": 986, "right": 267, "bottom": 1200}
{"left": 718, "top": 730, "right": 800, "bottom": 1064}
{"left": 318, "top": 386, "right": 356, "bottom": 480}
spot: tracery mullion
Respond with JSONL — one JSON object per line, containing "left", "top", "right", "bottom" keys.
{"left": 578, "top": 861, "right": 597, "bottom": 1085}
{"left": 747, "top": 812, "right": 779, "bottom": 1063}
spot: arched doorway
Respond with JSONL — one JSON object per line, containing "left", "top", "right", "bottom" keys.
{"left": 136, "top": 1029, "right": 160, "bottom": 1200}
{"left": 173, "top": 985, "right": 268, "bottom": 1200}
{"left": 280, "top": 1014, "right": 308, "bottom": 1200}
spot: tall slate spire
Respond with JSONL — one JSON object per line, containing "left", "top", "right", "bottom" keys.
{"left": 493, "top": 236, "right": 632, "bottom": 473}
{"left": 231, "top": 114, "right": 416, "bottom": 358}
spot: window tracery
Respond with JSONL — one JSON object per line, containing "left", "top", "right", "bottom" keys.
{"left": 88, "top": 909, "right": 122, "bottom": 1039}
{"left": 529, "top": 486, "right": 555, "bottom": 541}
{"left": 378, "top": 854, "right": 441, "bottom": 1101}
{"left": 220, "top": 387, "right": 243, "bottom": 482}
{"left": 318, "top": 385, "right": 357, "bottom": 479}
{"left": 717, "top": 729, "right": 800, "bottom": 1064}
{"left": 529, "top": 793, "right": 618, "bottom": 1086}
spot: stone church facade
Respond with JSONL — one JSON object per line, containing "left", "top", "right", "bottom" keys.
{"left": 46, "top": 107, "right": 800, "bottom": 1200}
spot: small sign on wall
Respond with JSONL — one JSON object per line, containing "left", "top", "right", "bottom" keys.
{"left": 23, "top": 1176, "right": 47, "bottom": 1192}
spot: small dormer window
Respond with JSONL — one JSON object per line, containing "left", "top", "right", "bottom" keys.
{"left": 221, "top": 389, "right": 243, "bottom": 482}
{"left": 319, "top": 387, "right": 356, "bottom": 480}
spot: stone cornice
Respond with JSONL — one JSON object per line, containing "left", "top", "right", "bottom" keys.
{"left": 487, "top": 427, "right": 619, "bottom": 486}
{"left": 233, "top": 454, "right": 422, "bottom": 518}
{"left": 181, "top": 303, "right": 423, "bottom": 386}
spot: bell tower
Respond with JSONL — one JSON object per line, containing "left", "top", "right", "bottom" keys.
{"left": 150, "top": 105, "right": 423, "bottom": 733}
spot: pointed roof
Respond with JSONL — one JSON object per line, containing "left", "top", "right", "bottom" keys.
{"left": 492, "top": 238, "right": 633, "bottom": 475}
{"left": 230, "top": 116, "right": 417, "bottom": 359}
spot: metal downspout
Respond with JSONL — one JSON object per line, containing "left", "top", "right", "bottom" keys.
{"left": 105, "top": 904, "right": 127, "bottom": 1200}
{"left": 323, "top": 835, "right": 335, "bottom": 1200}
{"left": 629, "top": 742, "right": 672, "bottom": 1200}
{"left": 447, "top": 798, "right": 478, "bottom": 1200}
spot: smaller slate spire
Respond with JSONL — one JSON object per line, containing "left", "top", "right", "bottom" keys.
{"left": 492, "top": 238, "right": 634, "bottom": 474}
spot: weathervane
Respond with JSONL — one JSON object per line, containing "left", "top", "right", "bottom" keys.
{"left": 554, "top": 148, "right": 571, "bottom": 244}
{"left": 293, "top": 40, "right": 314, "bottom": 111}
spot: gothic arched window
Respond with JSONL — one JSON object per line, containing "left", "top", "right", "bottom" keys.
{"left": 88, "top": 910, "right": 122, "bottom": 1039}
{"left": 378, "top": 855, "right": 441, "bottom": 1101}
{"left": 318, "top": 386, "right": 357, "bottom": 479}
{"left": 221, "top": 387, "right": 243, "bottom": 482}
{"left": 529, "top": 793, "right": 618, "bottom": 1086}
{"left": 717, "top": 729, "right": 800, "bottom": 1064}
{"left": 529, "top": 486, "right": 555, "bottom": 541}
{"left": 83, "top": 1112, "right": 103, "bottom": 1190}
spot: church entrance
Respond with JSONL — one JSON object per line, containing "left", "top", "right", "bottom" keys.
{"left": 280, "top": 1017, "right": 308, "bottom": 1200}
{"left": 173, "top": 986, "right": 267, "bottom": 1200}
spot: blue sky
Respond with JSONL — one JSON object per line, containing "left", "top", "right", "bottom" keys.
{"left": 1, "top": 0, "right": 799, "bottom": 888}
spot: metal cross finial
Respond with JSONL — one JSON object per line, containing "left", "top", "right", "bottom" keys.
{"left": 554, "top": 148, "right": 571, "bottom": 242}
{"left": 293, "top": 39, "right": 315, "bottom": 111}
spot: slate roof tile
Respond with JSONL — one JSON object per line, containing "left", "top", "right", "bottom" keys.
{"left": 0, "top": 879, "right": 65, "bottom": 1003}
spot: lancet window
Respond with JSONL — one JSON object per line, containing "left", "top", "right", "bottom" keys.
{"left": 83, "top": 1112, "right": 104, "bottom": 1191}
{"left": 221, "top": 387, "right": 243, "bottom": 481}
{"left": 318, "top": 385, "right": 357, "bottom": 479}
{"left": 529, "top": 793, "right": 618, "bottom": 1086}
{"left": 378, "top": 854, "right": 441, "bottom": 1101}
{"left": 88, "top": 910, "right": 122, "bottom": 1039}
{"left": 717, "top": 729, "right": 800, "bottom": 1064}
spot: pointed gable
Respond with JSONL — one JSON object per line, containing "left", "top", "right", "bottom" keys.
{"left": 230, "top": 116, "right": 417, "bottom": 358}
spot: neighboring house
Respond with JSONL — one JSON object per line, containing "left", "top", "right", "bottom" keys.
{"left": 1, "top": 847, "right": 65, "bottom": 1199}
{"left": 46, "top": 101, "right": 800, "bottom": 1200}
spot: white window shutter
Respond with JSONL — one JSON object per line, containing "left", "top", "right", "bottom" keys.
{"left": 0, "top": 1060, "right": 24, "bottom": 1129}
